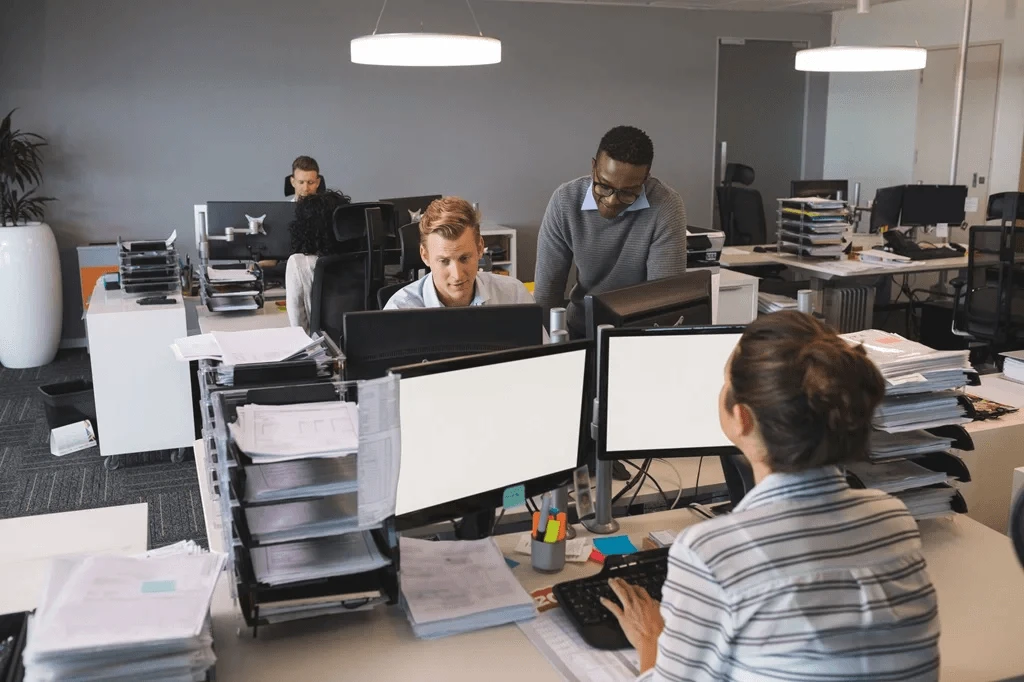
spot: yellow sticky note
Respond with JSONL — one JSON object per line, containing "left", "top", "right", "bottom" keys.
{"left": 543, "top": 521, "right": 560, "bottom": 543}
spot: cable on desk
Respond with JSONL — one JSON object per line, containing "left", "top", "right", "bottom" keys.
{"left": 655, "top": 458, "right": 685, "bottom": 510}
{"left": 625, "top": 459, "right": 654, "bottom": 513}
{"left": 693, "top": 456, "right": 704, "bottom": 502}
{"left": 617, "top": 459, "right": 668, "bottom": 508}
{"left": 611, "top": 461, "right": 647, "bottom": 505}
{"left": 491, "top": 508, "right": 506, "bottom": 535}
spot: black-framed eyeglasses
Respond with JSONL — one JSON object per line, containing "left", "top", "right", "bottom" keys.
{"left": 592, "top": 177, "right": 643, "bottom": 205}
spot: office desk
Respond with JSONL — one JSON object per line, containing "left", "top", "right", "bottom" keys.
{"left": 0, "top": 504, "right": 149, "bottom": 616}
{"left": 206, "top": 511, "right": 1024, "bottom": 682}
{"left": 192, "top": 301, "right": 290, "bottom": 335}
{"left": 719, "top": 245, "right": 972, "bottom": 282}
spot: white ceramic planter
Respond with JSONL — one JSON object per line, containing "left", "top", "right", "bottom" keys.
{"left": 0, "top": 222, "right": 62, "bottom": 368}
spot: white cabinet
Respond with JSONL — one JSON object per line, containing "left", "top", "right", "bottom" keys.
{"left": 717, "top": 269, "right": 759, "bottom": 325}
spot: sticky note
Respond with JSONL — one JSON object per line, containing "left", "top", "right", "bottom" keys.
{"left": 502, "top": 484, "right": 526, "bottom": 509}
{"left": 141, "top": 580, "right": 176, "bottom": 594}
{"left": 505, "top": 557, "right": 520, "bottom": 569}
{"left": 593, "top": 536, "right": 637, "bottom": 556}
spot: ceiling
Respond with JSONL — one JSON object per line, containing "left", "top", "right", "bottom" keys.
{"left": 488, "top": 0, "right": 903, "bottom": 13}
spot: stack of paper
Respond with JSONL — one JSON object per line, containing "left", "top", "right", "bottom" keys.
{"left": 893, "top": 486, "right": 958, "bottom": 520}
{"left": 399, "top": 537, "right": 536, "bottom": 639}
{"left": 1002, "top": 350, "right": 1024, "bottom": 384}
{"left": 869, "top": 430, "right": 955, "bottom": 461}
{"left": 244, "top": 457, "right": 357, "bottom": 503}
{"left": 22, "top": 552, "right": 224, "bottom": 682}
{"left": 258, "top": 592, "right": 383, "bottom": 624}
{"left": 757, "top": 292, "right": 799, "bottom": 314}
{"left": 847, "top": 460, "right": 950, "bottom": 494}
{"left": 251, "top": 531, "right": 390, "bottom": 586}
{"left": 207, "top": 266, "right": 257, "bottom": 283}
{"left": 245, "top": 493, "right": 361, "bottom": 544}
{"left": 170, "top": 327, "right": 317, "bottom": 365}
{"left": 841, "top": 330, "right": 971, "bottom": 383}
{"left": 873, "top": 391, "right": 969, "bottom": 433}
{"left": 229, "top": 401, "right": 360, "bottom": 462}
{"left": 885, "top": 369, "right": 971, "bottom": 397}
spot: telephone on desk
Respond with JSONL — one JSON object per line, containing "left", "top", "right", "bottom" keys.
{"left": 882, "top": 231, "right": 964, "bottom": 261}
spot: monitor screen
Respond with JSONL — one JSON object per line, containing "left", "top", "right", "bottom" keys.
{"left": 900, "top": 185, "right": 967, "bottom": 227}
{"left": 204, "top": 201, "right": 296, "bottom": 261}
{"left": 870, "top": 186, "right": 905, "bottom": 233}
{"left": 391, "top": 343, "right": 589, "bottom": 525}
{"left": 342, "top": 306, "right": 544, "bottom": 381}
{"left": 380, "top": 195, "right": 442, "bottom": 230}
{"left": 599, "top": 326, "right": 743, "bottom": 460}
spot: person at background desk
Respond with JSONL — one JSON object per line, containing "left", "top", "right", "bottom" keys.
{"left": 603, "top": 310, "right": 939, "bottom": 681}
{"left": 533, "top": 126, "right": 687, "bottom": 338}
{"left": 289, "top": 155, "right": 321, "bottom": 201}
{"left": 384, "top": 197, "right": 534, "bottom": 309}
{"left": 286, "top": 190, "right": 351, "bottom": 333}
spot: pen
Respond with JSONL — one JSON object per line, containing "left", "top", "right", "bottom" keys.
{"left": 536, "top": 493, "right": 552, "bottom": 541}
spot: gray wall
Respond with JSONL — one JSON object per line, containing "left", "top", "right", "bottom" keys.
{"left": 1, "top": 0, "right": 830, "bottom": 341}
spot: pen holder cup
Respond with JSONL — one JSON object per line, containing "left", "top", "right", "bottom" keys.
{"left": 531, "top": 538, "right": 566, "bottom": 573}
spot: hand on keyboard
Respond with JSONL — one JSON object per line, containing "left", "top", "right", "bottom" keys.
{"left": 600, "top": 577, "right": 665, "bottom": 657}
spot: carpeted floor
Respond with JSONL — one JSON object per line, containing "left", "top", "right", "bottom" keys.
{"left": 0, "top": 349, "right": 207, "bottom": 549}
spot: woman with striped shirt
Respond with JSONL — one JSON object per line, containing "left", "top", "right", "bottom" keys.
{"left": 602, "top": 311, "right": 940, "bottom": 681}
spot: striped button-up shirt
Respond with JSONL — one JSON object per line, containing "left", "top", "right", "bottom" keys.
{"left": 640, "top": 466, "right": 939, "bottom": 682}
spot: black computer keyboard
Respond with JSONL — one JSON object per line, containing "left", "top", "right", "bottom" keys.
{"left": 552, "top": 547, "right": 669, "bottom": 650}
{"left": 904, "top": 246, "right": 963, "bottom": 261}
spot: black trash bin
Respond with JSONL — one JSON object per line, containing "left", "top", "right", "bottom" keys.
{"left": 38, "top": 380, "right": 98, "bottom": 432}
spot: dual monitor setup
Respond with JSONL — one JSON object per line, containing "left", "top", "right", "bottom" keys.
{"left": 340, "top": 270, "right": 744, "bottom": 536}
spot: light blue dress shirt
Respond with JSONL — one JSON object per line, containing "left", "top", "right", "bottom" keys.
{"left": 383, "top": 272, "right": 535, "bottom": 310}
{"left": 579, "top": 182, "right": 651, "bottom": 212}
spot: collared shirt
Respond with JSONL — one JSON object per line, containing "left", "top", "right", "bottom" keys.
{"left": 383, "top": 272, "right": 535, "bottom": 310}
{"left": 579, "top": 182, "right": 651, "bottom": 212}
{"left": 639, "top": 466, "right": 939, "bottom": 682}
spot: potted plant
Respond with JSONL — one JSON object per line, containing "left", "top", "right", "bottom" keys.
{"left": 0, "top": 109, "right": 61, "bottom": 368}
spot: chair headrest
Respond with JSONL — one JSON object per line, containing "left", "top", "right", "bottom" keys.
{"left": 724, "top": 163, "right": 755, "bottom": 187}
{"left": 987, "top": 192, "right": 1024, "bottom": 222}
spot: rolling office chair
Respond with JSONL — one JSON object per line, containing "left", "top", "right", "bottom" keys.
{"left": 720, "top": 453, "right": 756, "bottom": 508}
{"left": 283, "top": 174, "right": 327, "bottom": 198}
{"left": 308, "top": 204, "right": 391, "bottom": 343}
{"left": 375, "top": 222, "right": 426, "bottom": 309}
{"left": 950, "top": 225, "right": 1024, "bottom": 364}
{"left": 716, "top": 163, "right": 767, "bottom": 247}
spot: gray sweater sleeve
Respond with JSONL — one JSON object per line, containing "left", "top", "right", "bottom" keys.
{"left": 533, "top": 189, "right": 573, "bottom": 311}
{"left": 646, "top": 193, "right": 688, "bottom": 279}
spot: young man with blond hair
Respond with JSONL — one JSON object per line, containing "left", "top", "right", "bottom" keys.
{"left": 384, "top": 197, "right": 534, "bottom": 309}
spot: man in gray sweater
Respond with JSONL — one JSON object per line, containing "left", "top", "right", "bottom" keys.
{"left": 534, "top": 126, "right": 687, "bottom": 337}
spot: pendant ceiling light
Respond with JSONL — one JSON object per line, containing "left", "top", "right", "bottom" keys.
{"left": 795, "top": 0, "right": 926, "bottom": 73}
{"left": 351, "top": 0, "right": 501, "bottom": 67}
{"left": 795, "top": 45, "right": 927, "bottom": 72}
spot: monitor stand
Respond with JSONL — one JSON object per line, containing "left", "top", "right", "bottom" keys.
{"left": 453, "top": 509, "right": 496, "bottom": 540}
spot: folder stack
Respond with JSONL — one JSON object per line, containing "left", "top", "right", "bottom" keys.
{"left": 22, "top": 552, "right": 224, "bottom": 682}
{"left": 117, "top": 231, "right": 181, "bottom": 295}
{"left": 399, "top": 537, "right": 537, "bottom": 639}
{"left": 757, "top": 292, "right": 799, "bottom": 314}
{"left": 777, "top": 198, "right": 851, "bottom": 259}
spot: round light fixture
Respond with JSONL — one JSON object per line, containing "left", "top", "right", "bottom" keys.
{"left": 795, "top": 45, "right": 927, "bottom": 72}
{"left": 351, "top": 33, "right": 501, "bottom": 67}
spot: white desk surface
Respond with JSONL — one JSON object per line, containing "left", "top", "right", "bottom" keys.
{"left": 86, "top": 282, "right": 185, "bottom": 316}
{"left": 193, "top": 300, "right": 290, "bottom": 334}
{"left": 206, "top": 510, "right": 1024, "bottom": 681}
{"left": 719, "top": 245, "right": 972, "bottom": 281}
{"left": 0, "top": 503, "right": 149, "bottom": 616}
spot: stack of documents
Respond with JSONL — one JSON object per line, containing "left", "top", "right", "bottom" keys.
{"left": 245, "top": 493, "right": 361, "bottom": 544}
{"left": 399, "top": 537, "right": 536, "bottom": 639}
{"left": 778, "top": 198, "right": 850, "bottom": 257}
{"left": 872, "top": 391, "right": 969, "bottom": 433}
{"left": 847, "top": 460, "right": 950, "bottom": 494}
{"left": 869, "top": 430, "right": 955, "bottom": 461}
{"left": 841, "top": 330, "right": 971, "bottom": 384}
{"left": 893, "top": 486, "right": 958, "bottom": 520}
{"left": 251, "top": 531, "right": 390, "bottom": 586}
{"left": 22, "top": 552, "right": 224, "bottom": 682}
{"left": 229, "top": 401, "right": 360, "bottom": 462}
{"left": 171, "top": 327, "right": 320, "bottom": 365}
{"left": 244, "top": 457, "right": 357, "bottom": 503}
{"left": 206, "top": 265, "right": 256, "bottom": 283}
{"left": 1001, "top": 350, "right": 1024, "bottom": 384}
{"left": 757, "top": 292, "right": 799, "bottom": 314}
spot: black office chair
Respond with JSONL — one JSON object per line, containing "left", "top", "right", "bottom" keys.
{"left": 720, "top": 453, "right": 756, "bottom": 508}
{"left": 950, "top": 225, "right": 1024, "bottom": 363}
{"left": 283, "top": 174, "right": 327, "bottom": 198}
{"left": 987, "top": 192, "right": 1024, "bottom": 223}
{"left": 375, "top": 222, "right": 427, "bottom": 309}
{"left": 716, "top": 163, "right": 767, "bottom": 247}
{"left": 1010, "top": 486, "right": 1024, "bottom": 568}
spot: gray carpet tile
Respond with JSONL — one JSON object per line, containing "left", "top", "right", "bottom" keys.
{"left": 0, "top": 350, "right": 207, "bottom": 549}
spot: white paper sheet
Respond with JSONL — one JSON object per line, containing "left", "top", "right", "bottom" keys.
{"left": 206, "top": 266, "right": 256, "bottom": 283}
{"left": 210, "top": 327, "right": 313, "bottom": 366}
{"left": 171, "top": 334, "right": 222, "bottom": 362}
{"left": 519, "top": 607, "right": 640, "bottom": 682}
{"left": 229, "top": 401, "right": 359, "bottom": 460}
{"left": 50, "top": 420, "right": 97, "bottom": 456}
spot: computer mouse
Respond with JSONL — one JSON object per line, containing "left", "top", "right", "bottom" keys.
{"left": 753, "top": 246, "right": 769, "bottom": 253}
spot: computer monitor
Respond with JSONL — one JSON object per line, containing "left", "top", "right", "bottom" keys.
{"left": 380, "top": 195, "right": 442, "bottom": 231}
{"left": 204, "top": 201, "right": 296, "bottom": 261}
{"left": 341, "top": 305, "right": 544, "bottom": 381}
{"left": 584, "top": 271, "right": 713, "bottom": 340}
{"left": 900, "top": 185, "right": 968, "bottom": 227}
{"left": 790, "top": 179, "right": 849, "bottom": 201}
{"left": 870, "top": 186, "right": 905, "bottom": 233}
{"left": 596, "top": 325, "right": 744, "bottom": 461}
{"left": 389, "top": 341, "right": 590, "bottom": 530}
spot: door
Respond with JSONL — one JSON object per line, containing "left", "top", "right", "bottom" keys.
{"left": 913, "top": 43, "right": 1001, "bottom": 229}
{"left": 715, "top": 39, "right": 808, "bottom": 240}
